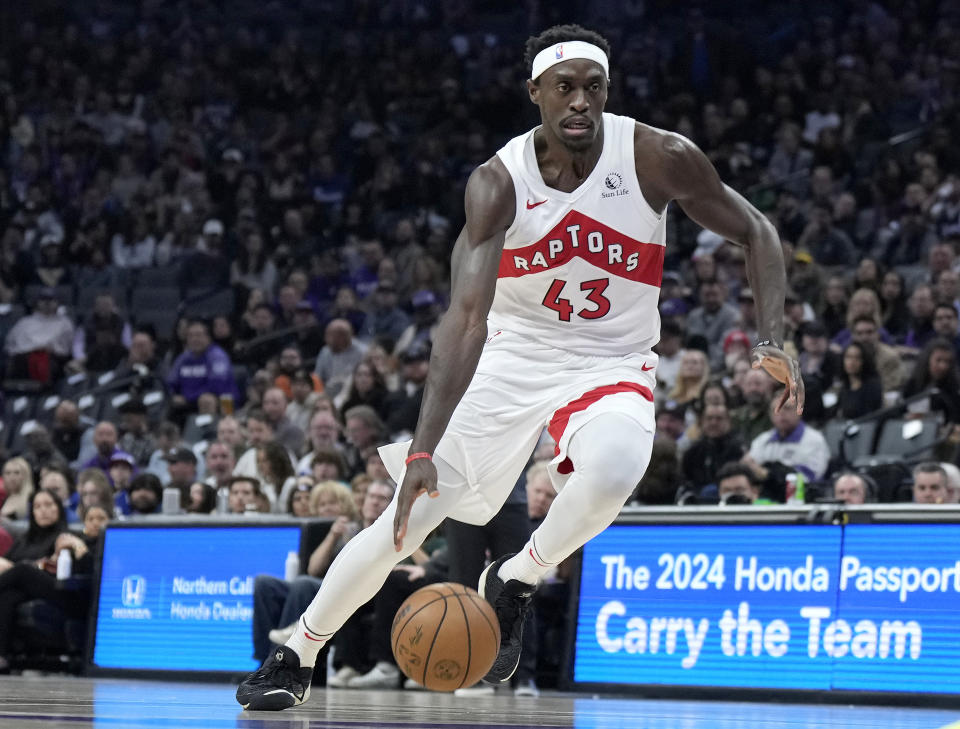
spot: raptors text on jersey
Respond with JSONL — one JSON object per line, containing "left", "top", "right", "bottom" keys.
{"left": 492, "top": 113, "right": 667, "bottom": 356}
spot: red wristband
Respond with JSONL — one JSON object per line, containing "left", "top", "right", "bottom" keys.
{"left": 405, "top": 452, "right": 432, "bottom": 466}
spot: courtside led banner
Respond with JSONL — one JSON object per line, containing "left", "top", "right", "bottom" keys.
{"left": 92, "top": 525, "right": 300, "bottom": 672}
{"left": 573, "top": 523, "right": 960, "bottom": 693}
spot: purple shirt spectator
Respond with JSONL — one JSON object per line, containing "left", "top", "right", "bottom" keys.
{"left": 167, "top": 321, "right": 238, "bottom": 404}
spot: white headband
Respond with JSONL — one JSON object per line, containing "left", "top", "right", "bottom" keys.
{"left": 531, "top": 41, "right": 609, "bottom": 81}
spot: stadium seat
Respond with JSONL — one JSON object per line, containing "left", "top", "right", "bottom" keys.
{"left": 184, "top": 413, "right": 219, "bottom": 445}
{"left": 133, "top": 309, "right": 179, "bottom": 342}
{"left": 142, "top": 389, "right": 168, "bottom": 422}
{"left": 873, "top": 418, "right": 939, "bottom": 461}
{"left": 131, "top": 287, "right": 181, "bottom": 316}
{"left": 58, "top": 372, "right": 89, "bottom": 399}
{"left": 183, "top": 288, "right": 235, "bottom": 319}
{"left": 824, "top": 420, "right": 878, "bottom": 465}
{"left": 134, "top": 265, "right": 181, "bottom": 289}
{"left": 35, "top": 394, "right": 62, "bottom": 425}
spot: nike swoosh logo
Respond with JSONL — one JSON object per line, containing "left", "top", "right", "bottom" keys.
{"left": 263, "top": 688, "right": 296, "bottom": 697}
{"left": 641, "top": 363, "right": 654, "bottom": 371}
{"left": 304, "top": 631, "right": 325, "bottom": 642}
{"left": 526, "top": 199, "right": 547, "bottom": 209}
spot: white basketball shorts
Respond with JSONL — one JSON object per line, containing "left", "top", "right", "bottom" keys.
{"left": 379, "top": 328, "right": 657, "bottom": 525}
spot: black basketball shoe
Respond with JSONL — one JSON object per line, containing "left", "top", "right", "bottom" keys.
{"left": 478, "top": 554, "right": 536, "bottom": 683}
{"left": 236, "top": 646, "right": 313, "bottom": 711}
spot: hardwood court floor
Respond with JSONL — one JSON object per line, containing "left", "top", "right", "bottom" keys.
{"left": 0, "top": 676, "right": 958, "bottom": 729}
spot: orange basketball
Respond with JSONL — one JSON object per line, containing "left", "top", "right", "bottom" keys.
{"left": 391, "top": 582, "right": 501, "bottom": 692}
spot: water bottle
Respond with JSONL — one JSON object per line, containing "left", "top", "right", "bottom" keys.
{"left": 162, "top": 487, "right": 182, "bottom": 515}
{"left": 56, "top": 548, "right": 73, "bottom": 579}
{"left": 284, "top": 551, "right": 300, "bottom": 581}
{"left": 216, "top": 487, "right": 230, "bottom": 514}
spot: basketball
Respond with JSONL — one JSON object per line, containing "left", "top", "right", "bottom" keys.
{"left": 391, "top": 582, "right": 501, "bottom": 692}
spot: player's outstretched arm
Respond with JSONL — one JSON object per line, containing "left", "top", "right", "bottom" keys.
{"left": 657, "top": 133, "right": 804, "bottom": 414}
{"left": 393, "top": 158, "right": 515, "bottom": 550}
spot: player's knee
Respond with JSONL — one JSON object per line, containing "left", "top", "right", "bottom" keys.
{"left": 574, "top": 415, "right": 652, "bottom": 499}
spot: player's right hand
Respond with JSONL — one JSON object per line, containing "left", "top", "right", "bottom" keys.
{"left": 393, "top": 457, "right": 439, "bottom": 552}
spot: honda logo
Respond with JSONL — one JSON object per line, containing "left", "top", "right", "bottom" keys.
{"left": 121, "top": 575, "right": 147, "bottom": 607}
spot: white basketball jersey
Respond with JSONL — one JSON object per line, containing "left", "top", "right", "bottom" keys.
{"left": 491, "top": 113, "right": 666, "bottom": 356}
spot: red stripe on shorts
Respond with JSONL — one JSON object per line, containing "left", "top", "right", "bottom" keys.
{"left": 547, "top": 381, "right": 654, "bottom": 474}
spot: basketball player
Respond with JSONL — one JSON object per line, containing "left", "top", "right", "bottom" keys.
{"left": 237, "top": 24, "right": 803, "bottom": 710}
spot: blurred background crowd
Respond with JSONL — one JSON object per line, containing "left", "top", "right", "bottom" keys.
{"left": 1, "top": 0, "right": 959, "bottom": 682}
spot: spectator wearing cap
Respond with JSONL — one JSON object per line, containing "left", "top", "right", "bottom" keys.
{"left": 118, "top": 399, "right": 155, "bottom": 467}
{"left": 4, "top": 287, "right": 74, "bottom": 382}
{"left": 165, "top": 447, "right": 198, "bottom": 507}
{"left": 167, "top": 319, "right": 239, "bottom": 411}
{"left": 652, "top": 320, "right": 684, "bottom": 391}
{"left": 721, "top": 330, "right": 751, "bottom": 375}
{"left": 127, "top": 473, "right": 163, "bottom": 516}
{"left": 360, "top": 280, "right": 411, "bottom": 343}
{"left": 291, "top": 300, "right": 324, "bottom": 360}
{"left": 685, "top": 280, "right": 740, "bottom": 371}
{"left": 385, "top": 343, "right": 430, "bottom": 437}
{"left": 314, "top": 318, "right": 366, "bottom": 399}
{"left": 179, "top": 218, "right": 230, "bottom": 292}
{"left": 393, "top": 289, "right": 441, "bottom": 357}
{"left": 262, "top": 387, "right": 305, "bottom": 455}
{"left": 108, "top": 452, "right": 138, "bottom": 513}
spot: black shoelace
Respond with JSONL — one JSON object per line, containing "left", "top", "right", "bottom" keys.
{"left": 251, "top": 661, "right": 307, "bottom": 697}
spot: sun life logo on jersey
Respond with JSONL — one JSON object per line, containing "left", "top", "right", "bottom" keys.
{"left": 602, "top": 172, "right": 629, "bottom": 198}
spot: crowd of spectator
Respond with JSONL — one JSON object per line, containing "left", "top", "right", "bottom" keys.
{"left": 1, "top": 0, "right": 960, "bottom": 679}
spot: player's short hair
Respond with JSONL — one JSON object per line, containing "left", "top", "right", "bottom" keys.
{"left": 524, "top": 24, "right": 612, "bottom": 78}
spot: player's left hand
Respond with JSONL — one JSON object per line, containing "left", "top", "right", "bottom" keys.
{"left": 751, "top": 344, "right": 804, "bottom": 415}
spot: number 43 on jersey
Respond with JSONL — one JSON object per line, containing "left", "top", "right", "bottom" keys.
{"left": 542, "top": 277, "right": 611, "bottom": 321}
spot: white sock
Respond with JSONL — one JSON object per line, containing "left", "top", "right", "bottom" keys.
{"left": 497, "top": 533, "right": 554, "bottom": 586}
{"left": 284, "top": 616, "right": 332, "bottom": 668}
